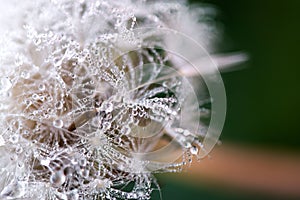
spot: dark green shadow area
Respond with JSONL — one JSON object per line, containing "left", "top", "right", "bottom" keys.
{"left": 188, "top": 0, "right": 300, "bottom": 150}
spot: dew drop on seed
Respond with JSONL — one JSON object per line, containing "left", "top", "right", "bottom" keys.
{"left": 20, "top": 71, "right": 30, "bottom": 79}
{"left": 38, "top": 84, "right": 45, "bottom": 91}
{"left": 190, "top": 146, "right": 198, "bottom": 155}
{"left": 53, "top": 119, "right": 63, "bottom": 128}
{"left": 15, "top": 146, "right": 23, "bottom": 154}
{"left": 55, "top": 101, "right": 63, "bottom": 109}
{"left": 9, "top": 135, "right": 19, "bottom": 144}
{"left": 101, "top": 102, "right": 113, "bottom": 113}
{"left": 50, "top": 171, "right": 66, "bottom": 187}
{"left": 40, "top": 159, "right": 50, "bottom": 167}
{"left": 17, "top": 161, "right": 24, "bottom": 168}
{"left": 102, "top": 122, "right": 111, "bottom": 130}
{"left": 121, "top": 126, "right": 131, "bottom": 135}
{"left": 81, "top": 169, "right": 89, "bottom": 178}
{"left": 24, "top": 99, "right": 32, "bottom": 106}
{"left": 32, "top": 93, "right": 39, "bottom": 100}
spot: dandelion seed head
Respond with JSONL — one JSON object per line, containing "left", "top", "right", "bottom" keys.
{"left": 0, "top": 0, "right": 228, "bottom": 199}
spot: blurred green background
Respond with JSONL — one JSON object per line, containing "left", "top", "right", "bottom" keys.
{"left": 154, "top": 0, "right": 300, "bottom": 199}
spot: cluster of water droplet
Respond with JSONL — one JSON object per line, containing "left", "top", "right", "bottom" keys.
{"left": 0, "top": 0, "right": 213, "bottom": 199}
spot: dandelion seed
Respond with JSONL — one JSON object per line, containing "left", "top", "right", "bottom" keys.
{"left": 0, "top": 0, "right": 240, "bottom": 199}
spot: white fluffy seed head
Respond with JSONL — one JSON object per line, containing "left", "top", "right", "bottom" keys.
{"left": 0, "top": 0, "right": 229, "bottom": 199}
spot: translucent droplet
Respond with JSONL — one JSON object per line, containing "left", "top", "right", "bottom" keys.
{"left": 50, "top": 171, "right": 66, "bottom": 187}
{"left": 9, "top": 134, "right": 19, "bottom": 144}
{"left": 190, "top": 146, "right": 198, "bottom": 155}
{"left": 21, "top": 71, "right": 30, "bottom": 79}
{"left": 40, "top": 159, "right": 50, "bottom": 166}
{"left": 101, "top": 102, "right": 113, "bottom": 113}
{"left": 102, "top": 122, "right": 111, "bottom": 130}
{"left": 63, "top": 167, "right": 74, "bottom": 176}
{"left": 0, "top": 77, "right": 12, "bottom": 92}
{"left": 53, "top": 119, "right": 63, "bottom": 128}
{"left": 24, "top": 99, "right": 32, "bottom": 106}
{"left": 55, "top": 101, "right": 63, "bottom": 109}
{"left": 15, "top": 146, "right": 23, "bottom": 154}
{"left": 38, "top": 84, "right": 45, "bottom": 91}
{"left": 17, "top": 161, "right": 24, "bottom": 168}
{"left": 53, "top": 58, "right": 62, "bottom": 67}
{"left": 121, "top": 126, "right": 131, "bottom": 135}
{"left": 22, "top": 130, "right": 29, "bottom": 135}
{"left": 31, "top": 94, "right": 39, "bottom": 100}
{"left": 81, "top": 169, "right": 89, "bottom": 178}
{"left": 33, "top": 37, "right": 41, "bottom": 45}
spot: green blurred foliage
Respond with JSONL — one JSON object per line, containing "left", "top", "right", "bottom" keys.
{"left": 197, "top": 0, "right": 300, "bottom": 149}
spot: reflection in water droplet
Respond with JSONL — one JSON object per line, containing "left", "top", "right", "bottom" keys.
{"left": 121, "top": 126, "right": 131, "bottom": 135}
{"left": 50, "top": 171, "right": 66, "bottom": 187}
{"left": 190, "top": 146, "right": 198, "bottom": 155}
{"left": 53, "top": 119, "right": 63, "bottom": 128}
{"left": 101, "top": 102, "right": 113, "bottom": 113}
{"left": 9, "top": 135, "right": 19, "bottom": 144}
{"left": 15, "top": 146, "right": 23, "bottom": 154}
{"left": 55, "top": 101, "right": 63, "bottom": 109}
{"left": 38, "top": 84, "right": 45, "bottom": 91}
{"left": 21, "top": 71, "right": 30, "bottom": 79}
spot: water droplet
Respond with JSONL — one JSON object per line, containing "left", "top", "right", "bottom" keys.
{"left": 17, "top": 161, "right": 24, "bottom": 168}
{"left": 24, "top": 99, "right": 32, "bottom": 106}
{"left": 121, "top": 126, "right": 131, "bottom": 135}
{"left": 190, "top": 146, "right": 198, "bottom": 155}
{"left": 101, "top": 102, "right": 113, "bottom": 113}
{"left": 40, "top": 159, "right": 50, "bottom": 166}
{"left": 38, "top": 84, "right": 45, "bottom": 91}
{"left": 9, "top": 135, "right": 19, "bottom": 144}
{"left": 63, "top": 167, "right": 74, "bottom": 176}
{"left": 32, "top": 93, "right": 39, "bottom": 100}
{"left": 15, "top": 146, "right": 23, "bottom": 154}
{"left": 53, "top": 119, "right": 63, "bottom": 128}
{"left": 102, "top": 122, "right": 111, "bottom": 130}
{"left": 81, "top": 169, "right": 89, "bottom": 178}
{"left": 55, "top": 101, "right": 63, "bottom": 109}
{"left": 33, "top": 37, "right": 41, "bottom": 45}
{"left": 50, "top": 171, "right": 66, "bottom": 187}
{"left": 22, "top": 130, "right": 29, "bottom": 135}
{"left": 21, "top": 71, "right": 30, "bottom": 79}
{"left": 53, "top": 58, "right": 62, "bottom": 67}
